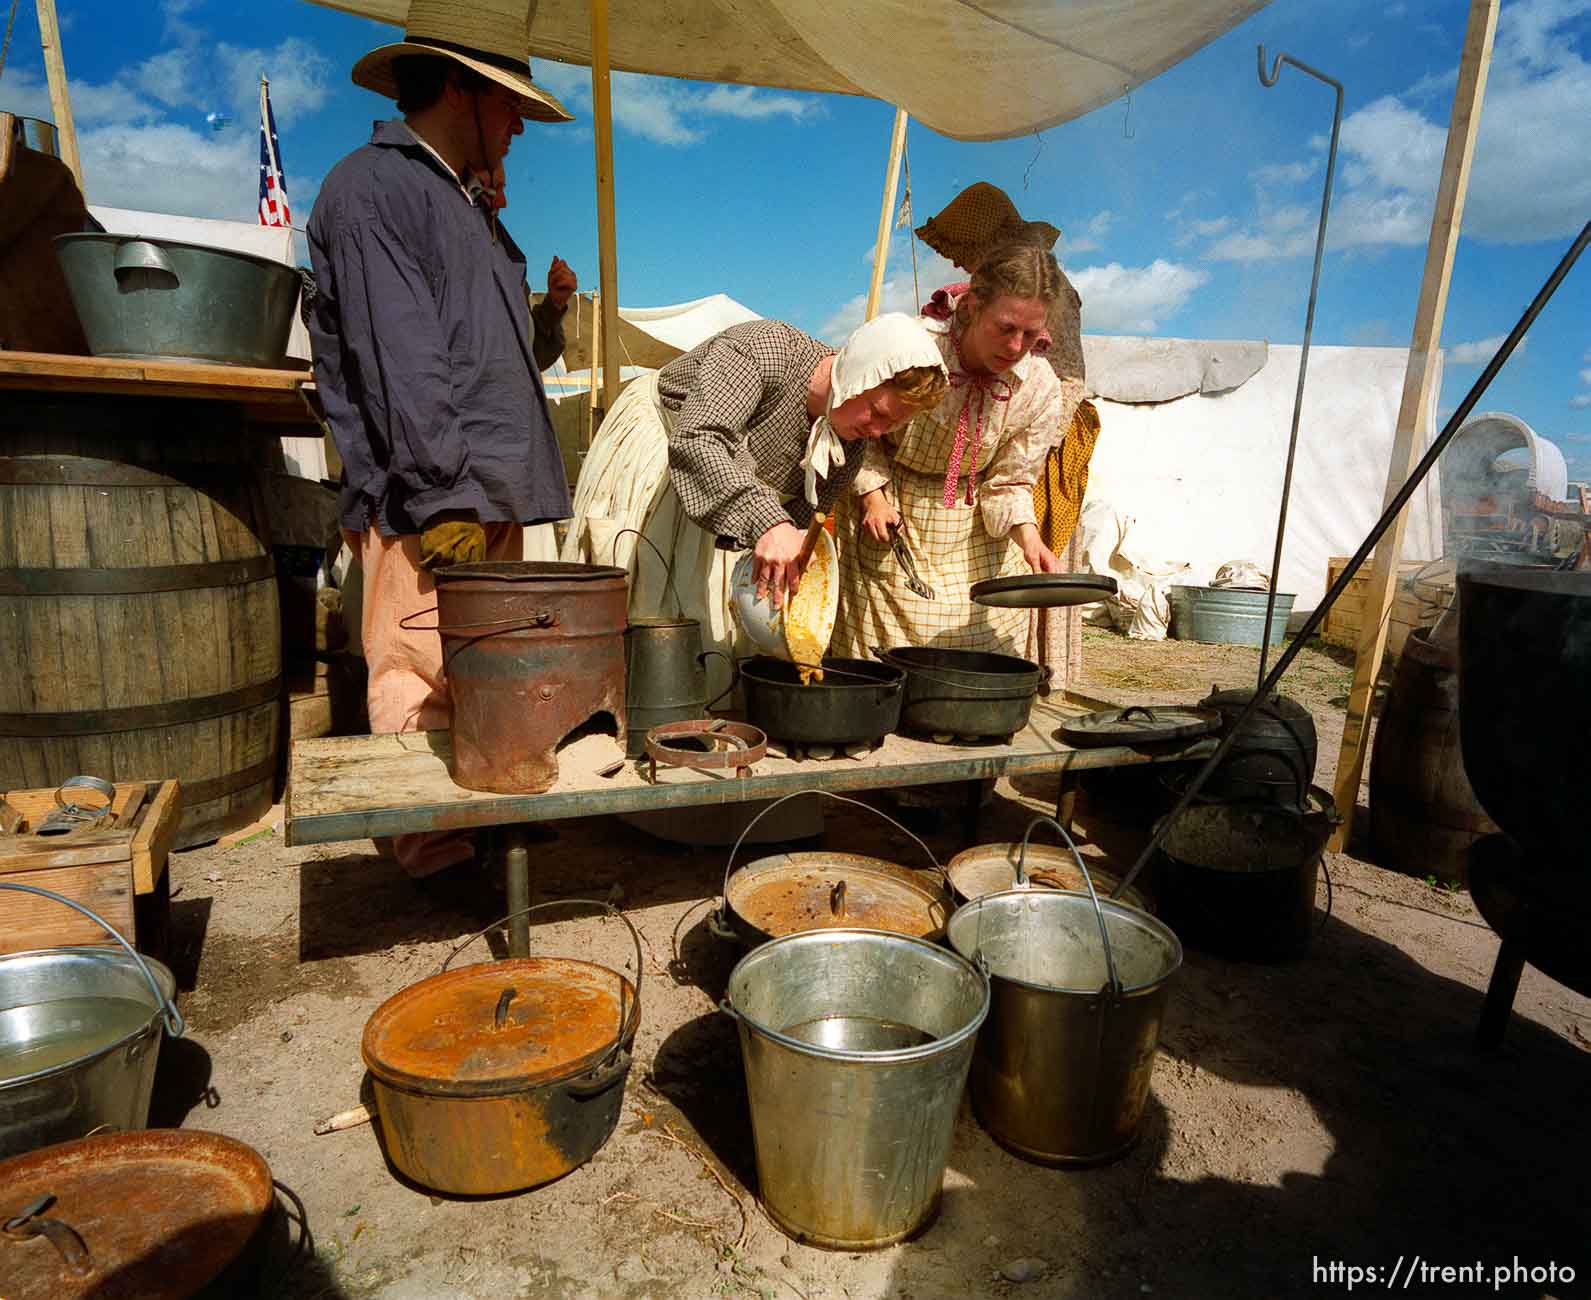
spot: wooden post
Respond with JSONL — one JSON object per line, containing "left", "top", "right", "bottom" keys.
{"left": 863, "top": 107, "right": 908, "bottom": 322}
{"left": 585, "top": 293, "right": 601, "bottom": 451}
{"left": 1328, "top": 0, "right": 1498, "bottom": 850}
{"left": 589, "top": 0, "right": 622, "bottom": 413}
{"left": 35, "top": 0, "right": 83, "bottom": 190}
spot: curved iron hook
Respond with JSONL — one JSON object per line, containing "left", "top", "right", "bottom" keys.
{"left": 1252, "top": 44, "right": 1345, "bottom": 689}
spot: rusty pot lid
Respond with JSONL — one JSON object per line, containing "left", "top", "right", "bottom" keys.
{"left": 0, "top": 1129, "right": 272, "bottom": 1300}
{"left": 1057, "top": 704, "right": 1222, "bottom": 747}
{"left": 362, "top": 958, "right": 638, "bottom": 1098}
{"left": 726, "top": 852, "right": 951, "bottom": 941}
{"left": 945, "top": 842, "right": 1153, "bottom": 912}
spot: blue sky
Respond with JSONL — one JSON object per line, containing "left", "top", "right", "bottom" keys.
{"left": 4, "top": 0, "right": 1588, "bottom": 481}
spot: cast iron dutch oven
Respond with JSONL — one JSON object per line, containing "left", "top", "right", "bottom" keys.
{"left": 361, "top": 901, "right": 641, "bottom": 1196}
{"left": 735, "top": 654, "right": 904, "bottom": 745}
{"left": 874, "top": 646, "right": 1044, "bottom": 739}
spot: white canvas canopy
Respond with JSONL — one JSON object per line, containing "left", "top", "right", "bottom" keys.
{"left": 306, "top": 0, "right": 1269, "bottom": 142}
{"left": 544, "top": 291, "right": 760, "bottom": 371}
{"left": 1077, "top": 336, "right": 1446, "bottom": 613}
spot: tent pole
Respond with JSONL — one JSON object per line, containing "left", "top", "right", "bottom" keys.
{"left": 1328, "top": 0, "right": 1498, "bottom": 852}
{"left": 864, "top": 107, "right": 908, "bottom": 322}
{"left": 590, "top": 0, "right": 622, "bottom": 415}
{"left": 35, "top": 0, "right": 82, "bottom": 189}
{"left": 586, "top": 293, "right": 601, "bottom": 451}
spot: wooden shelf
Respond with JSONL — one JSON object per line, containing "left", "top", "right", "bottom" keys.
{"left": 0, "top": 349, "right": 317, "bottom": 411}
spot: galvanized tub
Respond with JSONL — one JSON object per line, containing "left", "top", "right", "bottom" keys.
{"left": 946, "top": 818, "right": 1181, "bottom": 1166}
{"left": 1169, "top": 585, "right": 1295, "bottom": 648}
{"left": 723, "top": 929, "right": 988, "bottom": 1249}
{"left": 0, "top": 884, "right": 183, "bottom": 1160}
{"left": 54, "top": 233, "right": 302, "bottom": 368}
{"left": 428, "top": 561, "right": 628, "bottom": 793}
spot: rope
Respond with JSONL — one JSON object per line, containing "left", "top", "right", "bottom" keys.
{"left": 0, "top": 0, "right": 20, "bottom": 82}
{"left": 902, "top": 142, "right": 921, "bottom": 313}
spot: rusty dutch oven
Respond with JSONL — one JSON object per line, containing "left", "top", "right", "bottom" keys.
{"left": 946, "top": 836, "right": 1155, "bottom": 914}
{"left": 361, "top": 901, "right": 641, "bottom": 1196}
{"left": 713, "top": 791, "right": 952, "bottom": 947}
{"left": 0, "top": 1129, "right": 281, "bottom": 1299}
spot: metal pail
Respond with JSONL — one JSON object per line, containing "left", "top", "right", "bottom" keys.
{"left": 0, "top": 884, "right": 184, "bottom": 1159}
{"left": 946, "top": 818, "right": 1181, "bottom": 1166}
{"left": 617, "top": 531, "right": 712, "bottom": 755}
{"left": 722, "top": 929, "right": 988, "bottom": 1250}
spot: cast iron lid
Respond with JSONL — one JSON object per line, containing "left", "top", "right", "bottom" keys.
{"left": 362, "top": 958, "right": 638, "bottom": 1097}
{"left": 1200, "top": 685, "right": 1314, "bottom": 724}
{"left": 945, "top": 842, "right": 1153, "bottom": 911}
{"left": 1057, "top": 704, "right": 1223, "bottom": 747}
{"left": 969, "top": 572, "right": 1117, "bottom": 609}
{"left": 0, "top": 1129, "right": 273, "bottom": 1300}
{"left": 726, "top": 852, "right": 950, "bottom": 940}
{"left": 434, "top": 561, "right": 627, "bottom": 583}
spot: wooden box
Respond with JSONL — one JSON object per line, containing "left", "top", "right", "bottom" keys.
{"left": 0, "top": 780, "right": 181, "bottom": 955}
{"left": 1320, "top": 558, "right": 1452, "bottom": 660}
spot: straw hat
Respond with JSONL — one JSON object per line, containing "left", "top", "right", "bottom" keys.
{"left": 915, "top": 182, "right": 1061, "bottom": 271}
{"left": 352, "top": 0, "right": 572, "bottom": 124}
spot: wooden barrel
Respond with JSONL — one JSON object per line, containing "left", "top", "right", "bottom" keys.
{"left": 1368, "top": 628, "right": 1495, "bottom": 884}
{"left": 0, "top": 395, "right": 281, "bottom": 847}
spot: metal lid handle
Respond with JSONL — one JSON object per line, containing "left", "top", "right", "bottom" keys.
{"left": 0, "top": 883, "right": 183, "bottom": 1038}
{"left": 1016, "top": 816, "right": 1121, "bottom": 1000}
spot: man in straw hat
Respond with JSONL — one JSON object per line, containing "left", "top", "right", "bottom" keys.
{"left": 306, "top": 0, "right": 578, "bottom": 907}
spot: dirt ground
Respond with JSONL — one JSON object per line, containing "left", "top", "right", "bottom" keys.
{"left": 150, "top": 629, "right": 1590, "bottom": 1300}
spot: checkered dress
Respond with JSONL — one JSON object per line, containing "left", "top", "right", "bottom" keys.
{"left": 831, "top": 318, "right": 1070, "bottom": 659}
{"left": 657, "top": 320, "right": 850, "bottom": 550}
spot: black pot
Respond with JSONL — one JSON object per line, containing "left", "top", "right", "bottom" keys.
{"left": 738, "top": 655, "right": 904, "bottom": 745}
{"left": 1457, "top": 562, "right": 1591, "bottom": 854}
{"left": 875, "top": 646, "right": 1043, "bottom": 739}
{"left": 1198, "top": 686, "right": 1318, "bottom": 806}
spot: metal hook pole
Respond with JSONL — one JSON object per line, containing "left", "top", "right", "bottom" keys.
{"left": 1253, "top": 46, "right": 1344, "bottom": 691}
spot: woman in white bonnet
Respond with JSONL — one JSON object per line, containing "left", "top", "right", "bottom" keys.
{"left": 562, "top": 313, "right": 946, "bottom": 699}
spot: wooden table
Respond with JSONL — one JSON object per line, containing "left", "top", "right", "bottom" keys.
{"left": 288, "top": 697, "right": 1216, "bottom": 956}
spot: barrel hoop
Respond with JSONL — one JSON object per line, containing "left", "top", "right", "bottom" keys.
{"left": 181, "top": 754, "right": 279, "bottom": 806}
{"left": 0, "top": 458, "right": 251, "bottom": 488}
{"left": 0, "top": 554, "right": 274, "bottom": 597}
{"left": 0, "top": 677, "right": 282, "bottom": 737}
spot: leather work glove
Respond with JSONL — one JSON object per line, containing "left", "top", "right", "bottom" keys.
{"left": 418, "top": 517, "right": 487, "bottom": 570}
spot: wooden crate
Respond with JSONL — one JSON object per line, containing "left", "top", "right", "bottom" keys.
{"left": 0, "top": 780, "right": 181, "bottom": 954}
{"left": 1320, "top": 558, "right": 1452, "bottom": 660}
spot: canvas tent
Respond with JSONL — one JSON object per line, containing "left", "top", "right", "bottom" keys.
{"left": 1075, "top": 337, "right": 1445, "bottom": 614}
{"left": 547, "top": 291, "right": 759, "bottom": 372}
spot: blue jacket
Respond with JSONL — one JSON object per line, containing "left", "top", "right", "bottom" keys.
{"left": 307, "top": 119, "right": 572, "bottom": 535}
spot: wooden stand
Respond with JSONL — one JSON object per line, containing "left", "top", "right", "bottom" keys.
{"left": 0, "top": 779, "right": 181, "bottom": 954}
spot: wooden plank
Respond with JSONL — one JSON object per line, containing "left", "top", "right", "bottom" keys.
{"left": 589, "top": 0, "right": 622, "bottom": 412}
{"left": 0, "top": 351, "right": 314, "bottom": 407}
{"left": 1329, "top": 0, "right": 1498, "bottom": 851}
{"left": 0, "top": 859, "right": 134, "bottom": 954}
{"left": 130, "top": 780, "right": 181, "bottom": 895}
{"left": 864, "top": 107, "right": 909, "bottom": 322}
{"left": 286, "top": 704, "right": 1218, "bottom": 847}
{"left": 34, "top": 0, "right": 83, "bottom": 190}
{"left": 0, "top": 831, "right": 134, "bottom": 871}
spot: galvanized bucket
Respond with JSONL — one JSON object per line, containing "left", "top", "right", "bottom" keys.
{"left": 1169, "top": 585, "right": 1295, "bottom": 648}
{"left": 946, "top": 818, "right": 1182, "bottom": 1166}
{"left": 0, "top": 884, "right": 183, "bottom": 1159}
{"left": 722, "top": 929, "right": 988, "bottom": 1250}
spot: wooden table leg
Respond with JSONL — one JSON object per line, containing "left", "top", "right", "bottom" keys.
{"left": 502, "top": 827, "right": 532, "bottom": 958}
{"left": 961, "top": 781, "right": 982, "bottom": 846}
{"left": 1055, "top": 770, "right": 1081, "bottom": 834}
{"left": 1475, "top": 939, "right": 1526, "bottom": 1052}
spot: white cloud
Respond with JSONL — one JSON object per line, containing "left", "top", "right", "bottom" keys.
{"left": 1251, "top": 160, "right": 1317, "bottom": 185}
{"left": 1447, "top": 335, "right": 1520, "bottom": 364}
{"left": 819, "top": 250, "right": 958, "bottom": 340}
{"left": 1070, "top": 259, "right": 1210, "bottom": 333}
{"left": 1571, "top": 394, "right": 1591, "bottom": 409}
{"left": 1059, "top": 211, "right": 1114, "bottom": 256}
{"left": 1580, "top": 367, "right": 1591, "bottom": 385}
{"left": 536, "top": 65, "right": 821, "bottom": 147}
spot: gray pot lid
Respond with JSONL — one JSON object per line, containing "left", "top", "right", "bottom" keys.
{"left": 969, "top": 572, "right": 1117, "bottom": 609}
{"left": 1058, "top": 704, "right": 1223, "bottom": 746}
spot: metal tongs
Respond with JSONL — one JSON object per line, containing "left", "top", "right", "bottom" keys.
{"left": 889, "top": 524, "right": 936, "bottom": 601}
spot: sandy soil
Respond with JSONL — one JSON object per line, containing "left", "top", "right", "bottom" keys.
{"left": 147, "top": 630, "right": 1589, "bottom": 1300}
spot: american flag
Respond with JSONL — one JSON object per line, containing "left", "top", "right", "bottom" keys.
{"left": 258, "top": 78, "right": 291, "bottom": 228}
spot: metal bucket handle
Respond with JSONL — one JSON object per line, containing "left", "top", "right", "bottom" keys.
{"left": 0, "top": 882, "right": 184, "bottom": 1038}
{"left": 872, "top": 647, "right": 1043, "bottom": 695}
{"left": 614, "top": 528, "right": 685, "bottom": 621}
{"left": 397, "top": 606, "right": 561, "bottom": 635}
{"left": 713, "top": 790, "right": 947, "bottom": 936}
{"left": 1011, "top": 816, "right": 1121, "bottom": 1000}
{"left": 437, "top": 899, "right": 643, "bottom": 1079}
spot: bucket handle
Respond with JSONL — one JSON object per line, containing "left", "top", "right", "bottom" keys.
{"left": 1010, "top": 817, "right": 1121, "bottom": 1001}
{"left": 437, "top": 899, "right": 643, "bottom": 1073}
{"left": 719, "top": 790, "right": 946, "bottom": 912}
{"left": 614, "top": 528, "right": 685, "bottom": 621}
{"left": 397, "top": 606, "right": 560, "bottom": 634}
{"left": 872, "top": 647, "right": 1042, "bottom": 695}
{"left": 0, "top": 883, "right": 184, "bottom": 1038}
{"left": 701, "top": 650, "right": 737, "bottom": 711}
